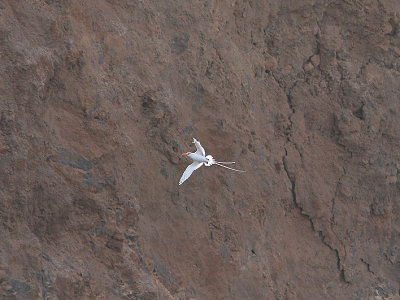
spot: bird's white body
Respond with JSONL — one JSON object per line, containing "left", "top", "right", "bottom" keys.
{"left": 186, "top": 153, "right": 209, "bottom": 164}
{"left": 179, "top": 138, "right": 245, "bottom": 185}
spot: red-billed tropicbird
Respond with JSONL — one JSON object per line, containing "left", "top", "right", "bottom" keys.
{"left": 179, "top": 138, "right": 245, "bottom": 185}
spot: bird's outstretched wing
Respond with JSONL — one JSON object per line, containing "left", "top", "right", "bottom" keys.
{"left": 193, "top": 138, "right": 206, "bottom": 156}
{"left": 179, "top": 161, "right": 203, "bottom": 185}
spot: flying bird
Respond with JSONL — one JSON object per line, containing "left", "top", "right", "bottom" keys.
{"left": 179, "top": 138, "right": 245, "bottom": 185}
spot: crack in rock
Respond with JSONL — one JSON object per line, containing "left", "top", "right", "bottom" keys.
{"left": 361, "top": 258, "right": 376, "bottom": 275}
{"left": 282, "top": 152, "right": 350, "bottom": 284}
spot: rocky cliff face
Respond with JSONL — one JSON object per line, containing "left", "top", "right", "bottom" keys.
{"left": 1, "top": 1, "right": 399, "bottom": 299}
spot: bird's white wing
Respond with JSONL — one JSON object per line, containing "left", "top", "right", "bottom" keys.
{"left": 193, "top": 138, "right": 206, "bottom": 156}
{"left": 179, "top": 161, "right": 203, "bottom": 185}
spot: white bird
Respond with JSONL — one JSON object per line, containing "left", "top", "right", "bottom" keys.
{"left": 179, "top": 138, "right": 245, "bottom": 185}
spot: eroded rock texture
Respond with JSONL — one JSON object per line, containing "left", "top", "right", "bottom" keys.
{"left": 0, "top": 1, "right": 399, "bottom": 299}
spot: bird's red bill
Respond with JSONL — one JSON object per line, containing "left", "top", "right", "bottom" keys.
{"left": 182, "top": 153, "right": 188, "bottom": 156}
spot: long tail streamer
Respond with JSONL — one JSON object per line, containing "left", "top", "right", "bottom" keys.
{"left": 205, "top": 155, "right": 246, "bottom": 172}
{"left": 214, "top": 162, "right": 246, "bottom": 172}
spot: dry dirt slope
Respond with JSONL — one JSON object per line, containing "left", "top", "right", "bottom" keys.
{"left": 0, "top": 0, "right": 399, "bottom": 299}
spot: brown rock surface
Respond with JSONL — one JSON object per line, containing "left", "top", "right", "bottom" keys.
{"left": 0, "top": 0, "right": 399, "bottom": 299}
